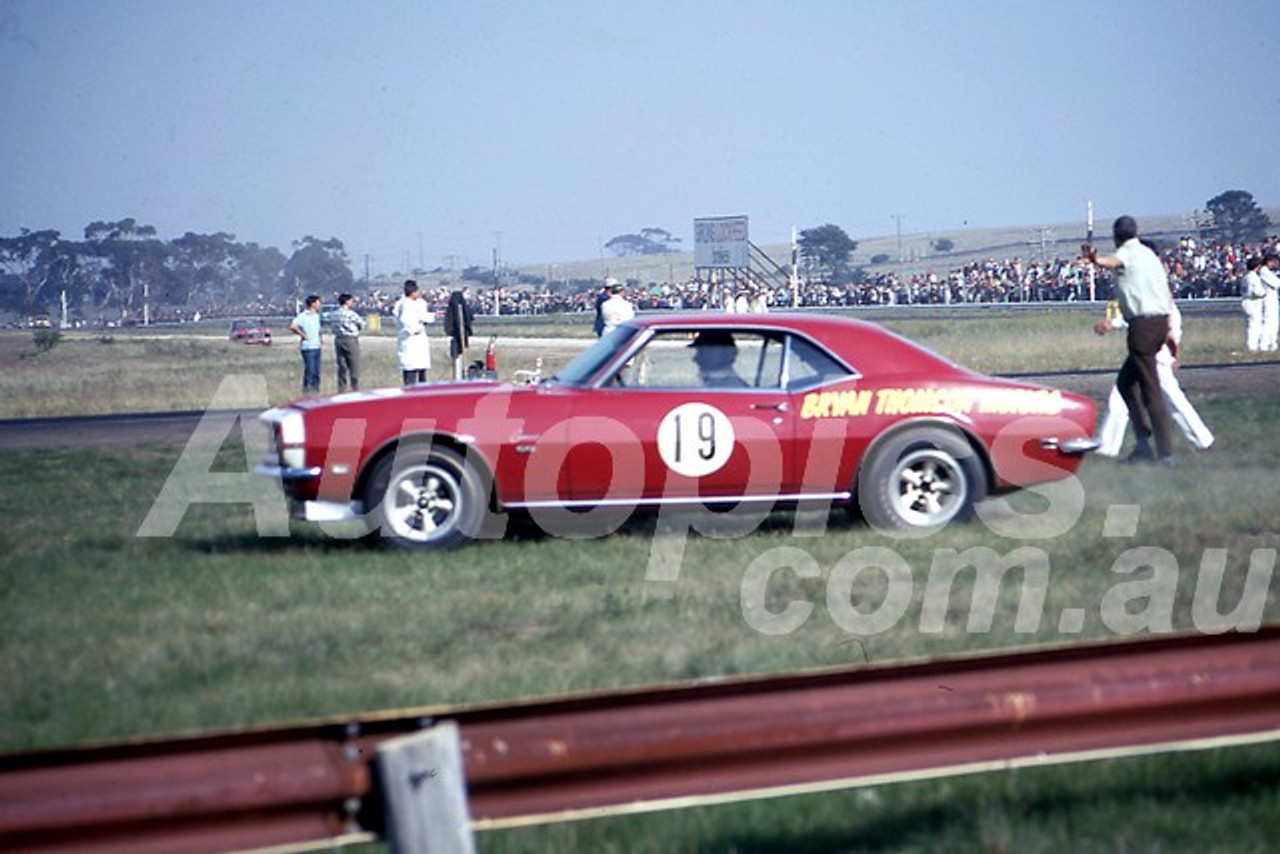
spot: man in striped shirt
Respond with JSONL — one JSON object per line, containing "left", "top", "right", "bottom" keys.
{"left": 330, "top": 293, "right": 366, "bottom": 392}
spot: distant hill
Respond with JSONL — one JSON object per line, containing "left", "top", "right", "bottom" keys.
{"left": 508, "top": 207, "right": 1280, "bottom": 288}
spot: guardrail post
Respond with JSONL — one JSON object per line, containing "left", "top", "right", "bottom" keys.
{"left": 377, "top": 721, "right": 475, "bottom": 854}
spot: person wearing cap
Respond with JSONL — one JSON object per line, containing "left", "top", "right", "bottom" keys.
{"left": 599, "top": 278, "right": 635, "bottom": 335}
{"left": 1084, "top": 217, "right": 1174, "bottom": 464}
{"left": 1258, "top": 252, "right": 1280, "bottom": 352}
{"left": 1241, "top": 255, "right": 1266, "bottom": 352}
{"left": 690, "top": 330, "right": 747, "bottom": 388}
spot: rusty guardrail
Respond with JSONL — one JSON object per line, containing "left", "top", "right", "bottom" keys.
{"left": 3, "top": 629, "right": 1280, "bottom": 853}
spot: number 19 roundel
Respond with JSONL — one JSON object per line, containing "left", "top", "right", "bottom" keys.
{"left": 656, "top": 401, "right": 735, "bottom": 477}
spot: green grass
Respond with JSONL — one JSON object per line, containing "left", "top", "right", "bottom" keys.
{"left": 475, "top": 744, "right": 1280, "bottom": 854}
{"left": 3, "top": 390, "right": 1275, "bottom": 739}
{"left": 2, "top": 396, "right": 1279, "bottom": 850}
{"left": 8, "top": 395, "right": 1273, "bottom": 742}
{"left": 2, "top": 312, "right": 1278, "bottom": 852}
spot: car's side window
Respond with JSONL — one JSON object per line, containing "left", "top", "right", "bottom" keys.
{"left": 618, "top": 330, "right": 781, "bottom": 390}
{"left": 785, "top": 335, "right": 852, "bottom": 390}
{"left": 743, "top": 334, "right": 783, "bottom": 389}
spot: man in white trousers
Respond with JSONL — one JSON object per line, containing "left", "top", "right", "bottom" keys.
{"left": 1259, "top": 252, "right": 1280, "bottom": 352}
{"left": 1241, "top": 255, "right": 1266, "bottom": 352}
{"left": 1094, "top": 299, "right": 1214, "bottom": 457}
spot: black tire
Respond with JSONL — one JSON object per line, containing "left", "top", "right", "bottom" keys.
{"left": 364, "top": 445, "right": 487, "bottom": 550}
{"left": 856, "top": 426, "right": 986, "bottom": 535}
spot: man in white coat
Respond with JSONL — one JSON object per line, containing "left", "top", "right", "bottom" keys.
{"left": 394, "top": 279, "right": 434, "bottom": 385}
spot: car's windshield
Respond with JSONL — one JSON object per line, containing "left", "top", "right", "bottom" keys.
{"left": 552, "top": 325, "right": 638, "bottom": 386}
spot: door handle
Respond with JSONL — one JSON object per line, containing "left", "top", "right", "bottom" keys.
{"left": 750, "top": 401, "right": 789, "bottom": 412}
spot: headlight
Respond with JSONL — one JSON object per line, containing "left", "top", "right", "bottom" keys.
{"left": 261, "top": 408, "right": 307, "bottom": 470}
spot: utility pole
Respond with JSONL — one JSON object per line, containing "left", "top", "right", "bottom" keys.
{"left": 892, "top": 214, "right": 904, "bottom": 263}
{"left": 1087, "top": 200, "right": 1096, "bottom": 301}
{"left": 790, "top": 225, "right": 800, "bottom": 307}
{"left": 492, "top": 232, "right": 503, "bottom": 317}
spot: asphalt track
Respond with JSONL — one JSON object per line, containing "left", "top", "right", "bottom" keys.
{"left": 0, "top": 362, "right": 1276, "bottom": 451}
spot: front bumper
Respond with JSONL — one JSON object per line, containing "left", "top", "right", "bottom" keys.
{"left": 292, "top": 498, "right": 364, "bottom": 523}
{"left": 255, "top": 462, "right": 363, "bottom": 522}
{"left": 254, "top": 462, "right": 323, "bottom": 483}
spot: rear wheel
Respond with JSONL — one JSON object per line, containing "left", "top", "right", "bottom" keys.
{"left": 856, "top": 427, "right": 985, "bottom": 535}
{"left": 364, "top": 446, "right": 487, "bottom": 549}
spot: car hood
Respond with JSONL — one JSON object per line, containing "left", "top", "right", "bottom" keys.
{"left": 286, "top": 379, "right": 508, "bottom": 408}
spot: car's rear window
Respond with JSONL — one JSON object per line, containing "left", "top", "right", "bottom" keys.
{"left": 785, "top": 335, "right": 852, "bottom": 390}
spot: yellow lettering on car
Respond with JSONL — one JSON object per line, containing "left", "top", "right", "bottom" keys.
{"left": 874, "top": 387, "right": 977, "bottom": 417}
{"left": 976, "top": 387, "right": 1064, "bottom": 415}
{"left": 801, "top": 389, "right": 872, "bottom": 419}
{"left": 800, "top": 386, "right": 1063, "bottom": 419}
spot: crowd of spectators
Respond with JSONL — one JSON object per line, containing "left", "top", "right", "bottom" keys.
{"left": 53, "top": 235, "right": 1265, "bottom": 328}
{"left": 363, "top": 235, "right": 1277, "bottom": 318}
{"left": 776, "top": 235, "right": 1270, "bottom": 309}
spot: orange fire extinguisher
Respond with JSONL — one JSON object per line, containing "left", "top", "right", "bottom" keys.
{"left": 485, "top": 335, "right": 497, "bottom": 373}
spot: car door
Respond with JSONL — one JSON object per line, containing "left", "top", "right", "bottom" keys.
{"left": 781, "top": 333, "right": 865, "bottom": 501}
{"left": 564, "top": 329, "right": 795, "bottom": 505}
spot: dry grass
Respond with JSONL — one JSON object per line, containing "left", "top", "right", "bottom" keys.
{"left": 1, "top": 308, "right": 1264, "bottom": 419}
{"left": 0, "top": 330, "right": 586, "bottom": 418}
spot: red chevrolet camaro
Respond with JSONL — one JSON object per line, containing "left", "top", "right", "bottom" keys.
{"left": 258, "top": 313, "right": 1097, "bottom": 548}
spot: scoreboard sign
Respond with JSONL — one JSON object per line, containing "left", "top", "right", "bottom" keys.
{"left": 694, "top": 215, "right": 749, "bottom": 268}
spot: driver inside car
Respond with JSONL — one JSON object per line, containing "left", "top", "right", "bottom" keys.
{"left": 690, "top": 330, "right": 748, "bottom": 388}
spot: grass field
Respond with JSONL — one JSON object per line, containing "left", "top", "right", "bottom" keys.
{"left": 1, "top": 308, "right": 1279, "bottom": 852}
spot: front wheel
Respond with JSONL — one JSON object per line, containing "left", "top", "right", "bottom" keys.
{"left": 856, "top": 427, "right": 986, "bottom": 535}
{"left": 364, "top": 446, "right": 488, "bottom": 549}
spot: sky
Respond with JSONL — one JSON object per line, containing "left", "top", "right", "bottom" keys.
{"left": 2, "top": 0, "right": 1278, "bottom": 276}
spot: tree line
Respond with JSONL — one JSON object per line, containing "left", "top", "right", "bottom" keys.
{"left": 0, "top": 218, "right": 354, "bottom": 320}
{"left": 3, "top": 191, "right": 1268, "bottom": 321}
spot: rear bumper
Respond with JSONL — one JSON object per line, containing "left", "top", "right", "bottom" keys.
{"left": 1039, "top": 436, "right": 1101, "bottom": 455}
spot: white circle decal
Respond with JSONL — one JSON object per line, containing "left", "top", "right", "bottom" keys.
{"left": 657, "top": 402, "right": 735, "bottom": 477}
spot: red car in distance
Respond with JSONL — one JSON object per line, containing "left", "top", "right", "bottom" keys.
{"left": 258, "top": 313, "right": 1098, "bottom": 549}
{"left": 229, "top": 318, "right": 272, "bottom": 346}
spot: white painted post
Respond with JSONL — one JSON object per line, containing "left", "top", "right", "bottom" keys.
{"left": 377, "top": 722, "right": 476, "bottom": 854}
